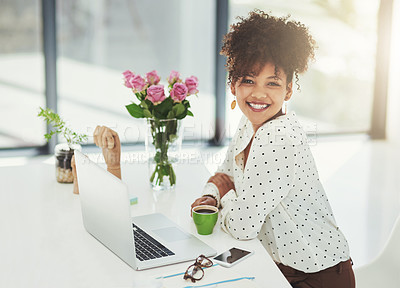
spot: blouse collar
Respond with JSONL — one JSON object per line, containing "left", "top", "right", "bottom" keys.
{"left": 234, "top": 112, "right": 297, "bottom": 158}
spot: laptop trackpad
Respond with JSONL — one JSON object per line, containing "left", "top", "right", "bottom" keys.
{"left": 153, "top": 227, "right": 190, "bottom": 242}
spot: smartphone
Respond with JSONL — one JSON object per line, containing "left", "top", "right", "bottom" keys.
{"left": 213, "top": 247, "right": 254, "bottom": 268}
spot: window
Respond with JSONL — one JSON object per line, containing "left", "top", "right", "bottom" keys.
{"left": 0, "top": 0, "right": 389, "bottom": 153}
{"left": 57, "top": 0, "right": 216, "bottom": 145}
{"left": 227, "top": 0, "right": 380, "bottom": 136}
{"left": 0, "top": 0, "right": 46, "bottom": 148}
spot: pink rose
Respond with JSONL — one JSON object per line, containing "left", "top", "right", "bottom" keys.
{"left": 146, "top": 84, "right": 166, "bottom": 104}
{"left": 129, "top": 74, "right": 147, "bottom": 92}
{"left": 185, "top": 76, "right": 199, "bottom": 95}
{"left": 122, "top": 70, "right": 135, "bottom": 88}
{"left": 145, "top": 70, "right": 160, "bottom": 85}
{"left": 167, "top": 70, "right": 180, "bottom": 85}
{"left": 170, "top": 83, "right": 188, "bottom": 102}
{"left": 123, "top": 70, "right": 134, "bottom": 78}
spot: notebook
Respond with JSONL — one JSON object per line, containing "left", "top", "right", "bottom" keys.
{"left": 74, "top": 150, "right": 216, "bottom": 270}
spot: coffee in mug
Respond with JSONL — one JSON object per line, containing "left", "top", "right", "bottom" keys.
{"left": 192, "top": 205, "right": 218, "bottom": 235}
{"left": 194, "top": 209, "right": 216, "bottom": 214}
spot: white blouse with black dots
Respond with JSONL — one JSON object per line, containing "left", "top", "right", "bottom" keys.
{"left": 202, "top": 111, "right": 350, "bottom": 273}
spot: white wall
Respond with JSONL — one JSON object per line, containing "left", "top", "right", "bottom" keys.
{"left": 387, "top": 0, "right": 400, "bottom": 142}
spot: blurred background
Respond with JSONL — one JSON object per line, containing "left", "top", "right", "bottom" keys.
{"left": 0, "top": 0, "right": 400, "bottom": 270}
{"left": 0, "top": 0, "right": 398, "bottom": 152}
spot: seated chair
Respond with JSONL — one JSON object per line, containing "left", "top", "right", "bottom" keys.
{"left": 354, "top": 215, "right": 400, "bottom": 287}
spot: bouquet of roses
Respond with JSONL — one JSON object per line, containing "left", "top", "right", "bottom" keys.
{"left": 123, "top": 70, "right": 199, "bottom": 189}
{"left": 123, "top": 70, "right": 198, "bottom": 120}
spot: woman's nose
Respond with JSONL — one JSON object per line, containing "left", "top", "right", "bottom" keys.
{"left": 252, "top": 93, "right": 266, "bottom": 99}
{"left": 251, "top": 86, "right": 267, "bottom": 99}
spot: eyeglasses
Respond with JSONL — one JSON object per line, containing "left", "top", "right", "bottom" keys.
{"left": 183, "top": 254, "right": 213, "bottom": 283}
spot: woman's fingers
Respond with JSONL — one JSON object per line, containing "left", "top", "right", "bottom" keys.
{"left": 191, "top": 197, "right": 204, "bottom": 210}
{"left": 191, "top": 196, "right": 217, "bottom": 208}
{"left": 191, "top": 198, "right": 203, "bottom": 209}
{"left": 190, "top": 198, "right": 202, "bottom": 216}
{"left": 201, "top": 197, "right": 217, "bottom": 206}
{"left": 190, "top": 196, "right": 217, "bottom": 216}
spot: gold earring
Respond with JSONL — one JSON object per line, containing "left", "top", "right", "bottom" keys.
{"left": 231, "top": 98, "right": 236, "bottom": 110}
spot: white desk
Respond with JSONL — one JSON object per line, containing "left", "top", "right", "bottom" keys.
{"left": 0, "top": 153, "right": 291, "bottom": 288}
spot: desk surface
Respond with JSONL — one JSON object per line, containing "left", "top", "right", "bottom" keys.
{"left": 0, "top": 153, "right": 291, "bottom": 288}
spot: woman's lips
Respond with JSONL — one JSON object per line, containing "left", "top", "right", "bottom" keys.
{"left": 247, "top": 102, "right": 270, "bottom": 111}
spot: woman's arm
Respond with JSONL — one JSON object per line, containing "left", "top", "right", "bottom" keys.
{"left": 219, "top": 129, "right": 297, "bottom": 240}
{"left": 191, "top": 136, "right": 237, "bottom": 209}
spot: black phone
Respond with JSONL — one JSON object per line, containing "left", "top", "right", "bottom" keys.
{"left": 213, "top": 247, "right": 254, "bottom": 267}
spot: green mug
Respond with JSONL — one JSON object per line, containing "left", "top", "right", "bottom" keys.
{"left": 192, "top": 205, "right": 219, "bottom": 235}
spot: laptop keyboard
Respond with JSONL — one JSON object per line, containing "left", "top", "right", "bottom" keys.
{"left": 132, "top": 223, "right": 175, "bottom": 261}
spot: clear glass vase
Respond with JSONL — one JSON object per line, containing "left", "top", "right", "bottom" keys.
{"left": 145, "top": 118, "right": 182, "bottom": 190}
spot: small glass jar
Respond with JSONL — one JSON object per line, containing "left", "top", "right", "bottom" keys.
{"left": 55, "top": 143, "right": 81, "bottom": 183}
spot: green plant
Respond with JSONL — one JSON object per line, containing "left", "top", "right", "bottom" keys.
{"left": 37, "top": 107, "right": 88, "bottom": 146}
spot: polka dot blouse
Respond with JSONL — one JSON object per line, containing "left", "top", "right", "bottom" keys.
{"left": 202, "top": 112, "right": 350, "bottom": 273}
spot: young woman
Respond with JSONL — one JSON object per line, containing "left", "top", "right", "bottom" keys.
{"left": 191, "top": 10, "right": 355, "bottom": 288}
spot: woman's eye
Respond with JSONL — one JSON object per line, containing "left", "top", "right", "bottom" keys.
{"left": 268, "top": 82, "right": 280, "bottom": 87}
{"left": 242, "top": 78, "right": 254, "bottom": 84}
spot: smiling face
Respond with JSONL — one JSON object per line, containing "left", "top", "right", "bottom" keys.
{"left": 231, "top": 62, "right": 293, "bottom": 132}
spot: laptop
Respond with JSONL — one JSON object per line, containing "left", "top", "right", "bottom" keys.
{"left": 74, "top": 150, "right": 216, "bottom": 270}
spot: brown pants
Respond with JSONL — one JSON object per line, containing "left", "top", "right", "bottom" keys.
{"left": 276, "top": 259, "right": 355, "bottom": 288}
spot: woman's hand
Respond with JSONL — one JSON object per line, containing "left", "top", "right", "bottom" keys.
{"left": 191, "top": 196, "right": 217, "bottom": 208}
{"left": 189, "top": 173, "right": 234, "bottom": 216}
{"left": 208, "top": 173, "right": 235, "bottom": 199}
{"left": 190, "top": 196, "right": 217, "bottom": 216}
{"left": 93, "top": 126, "right": 121, "bottom": 179}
